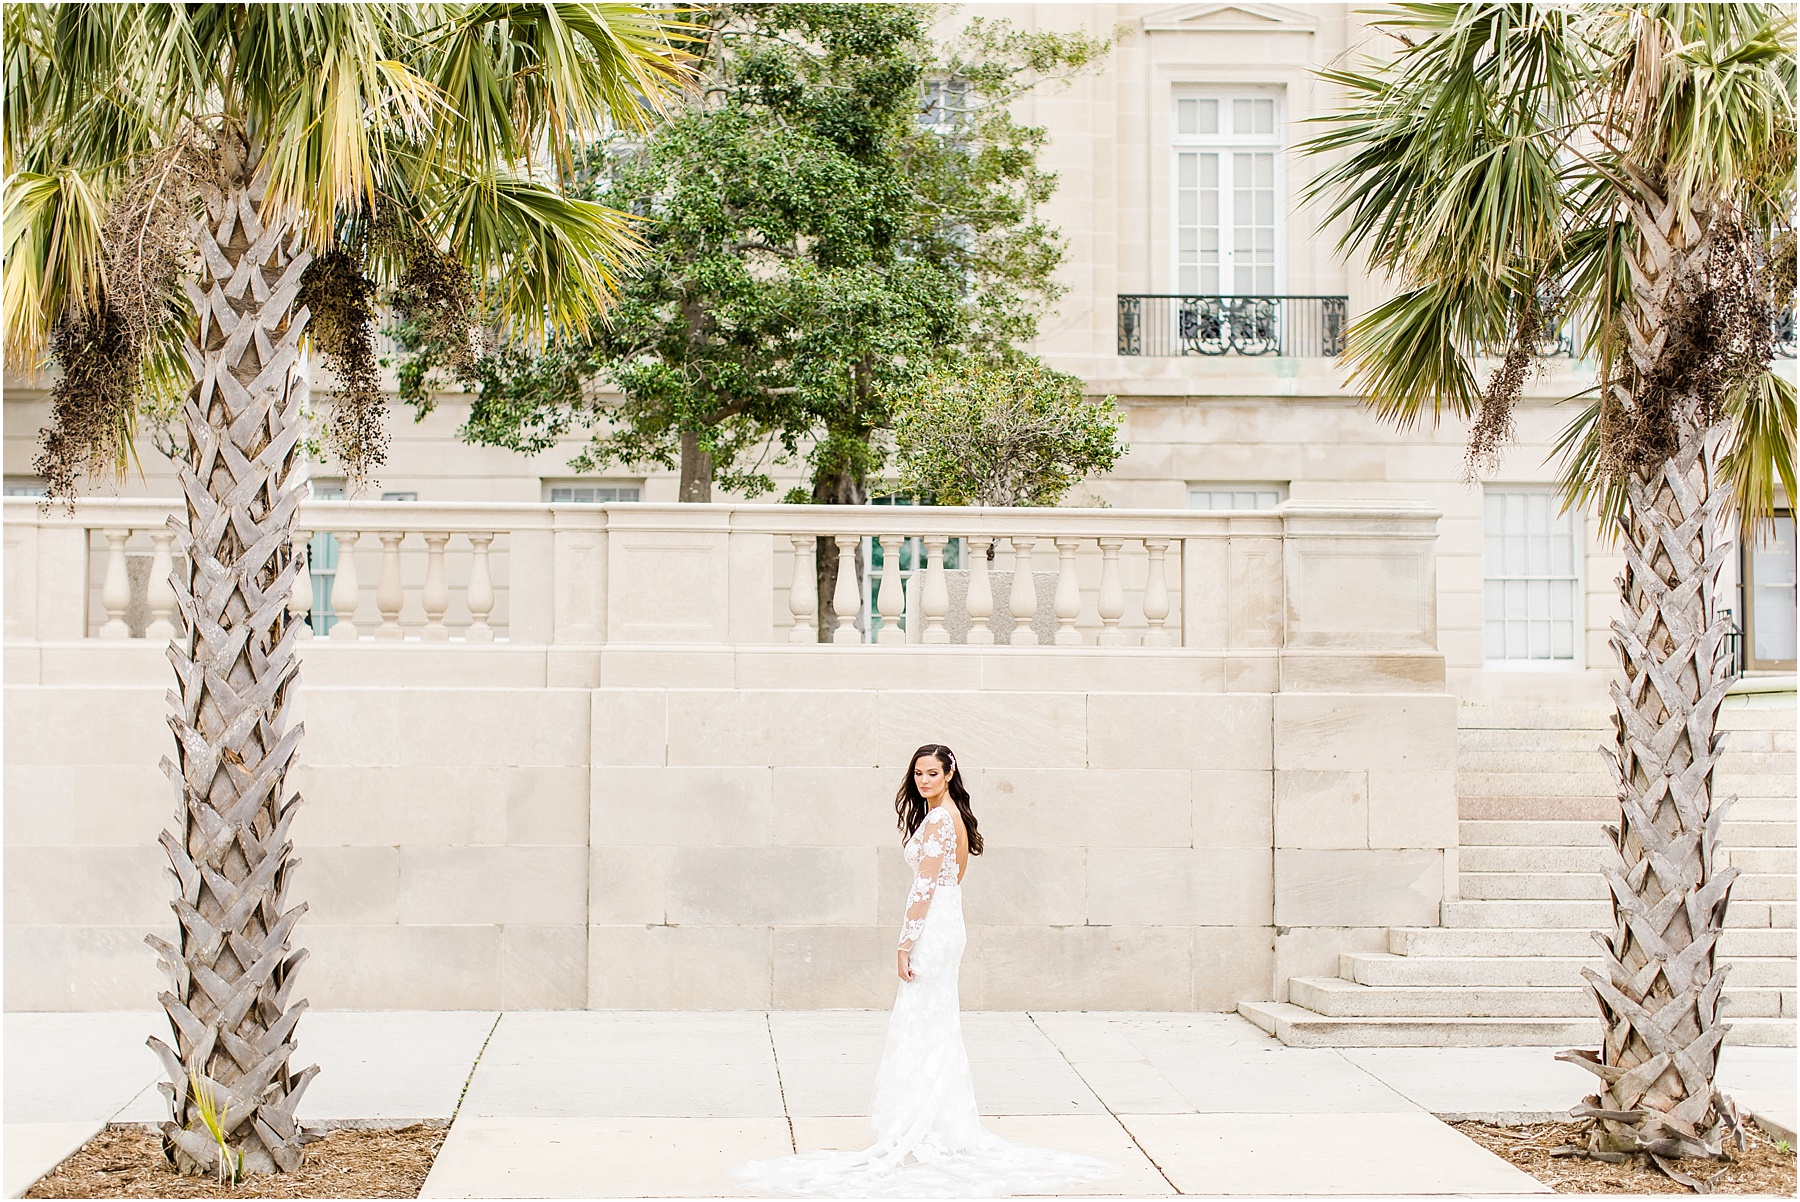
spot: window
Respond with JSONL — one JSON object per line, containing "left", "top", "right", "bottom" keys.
{"left": 1173, "top": 92, "right": 1281, "bottom": 295}
{"left": 4, "top": 477, "right": 47, "bottom": 497}
{"left": 306, "top": 481, "right": 345, "bottom": 635}
{"left": 546, "top": 483, "right": 642, "bottom": 503}
{"left": 921, "top": 78, "right": 969, "bottom": 131}
{"left": 1484, "top": 489, "right": 1580, "bottom": 663}
{"left": 380, "top": 491, "right": 418, "bottom": 502}
{"left": 1188, "top": 484, "right": 1285, "bottom": 510}
{"left": 1743, "top": 512, "right": 1796, "bottom": 670}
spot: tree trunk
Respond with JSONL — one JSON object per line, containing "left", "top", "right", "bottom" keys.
{"left": 813, "top": 458, "right": 867, "bottom": 642}
{"left": 146, "top": 160, "right": 318, "bottom": 1179}
{"left": 1558, "top": 187, "right": 1742, "bottom": 1182}
{"left": 679, "top": 429, "right": 713, "bottom": 502}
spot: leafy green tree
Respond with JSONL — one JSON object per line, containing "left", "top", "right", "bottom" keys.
{"left": 1305, "top": 4, "right": 1794, "bottom": 1181}
{"left": 404, "top": 2, "right": 1110, "bottom": 506}
{"left": 3, "top": 3, "right": 688, "bottom": 1176}
{"left": 892, "top": 356, "right": 1123, "bottom": 506}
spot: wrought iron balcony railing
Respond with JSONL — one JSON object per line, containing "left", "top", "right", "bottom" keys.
{"left": 1117, "top": 295, "right": 1348, "bottom": 358}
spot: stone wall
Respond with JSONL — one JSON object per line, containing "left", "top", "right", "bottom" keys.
{"left": 3, "top": 648, "right": 1458, "bottom": 1011}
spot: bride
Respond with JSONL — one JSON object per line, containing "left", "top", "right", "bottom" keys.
{"left": 731, "top": 743, "right": 1120, "bottom": 1198}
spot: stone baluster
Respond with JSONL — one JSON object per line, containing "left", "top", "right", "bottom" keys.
{"left": 1008, "top": 536, "right": 1038, "bottom": 646}
{"left": 376, "top": 532, "right": 406, "bottom": 640}
{"left": 965, "top": 535, "right": 995, "bottom": 645}
{"left": 466, "top": 534, "right": 496, "bottom": 642}
{"left": 832, "top": 535, "right": 861, "bottom": 644}
{"left": 787, "top": 534, "right": 817, "bottom": 644}
{"left": 921, "top": 535, "right": 950, "bottom": 644}
{"left": 99, "top": 529, "right": 131, "bottom": 638}
{"left": 1142, "top": 537, "right": 1173, "bottom": 647}
{"left": 1053, "top": 538, "right": 1083, "bottom": 646}
{"left": 146, "top": 529, "right": 177, "bottom": 640}
{"left": 874, "top": 534, "right": 905, "bottom": 645}
{"left": 1096, "top": 537, "right": 1126, "bottom": 646}
{"left": 289, "top": 531, "right": 314, "bottom": 639}
{"left": 904, "top": 538, "right": 923, "bottom": 644}
{"left": 421, "top": 532, "right": 451, "bottom": 640}
{"left": 330, "top": 531, "right": 362, "bottom": 640}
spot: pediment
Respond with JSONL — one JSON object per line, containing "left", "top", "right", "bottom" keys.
{"left": 1141, "top": 3, "right": 1319, "bottom": 34}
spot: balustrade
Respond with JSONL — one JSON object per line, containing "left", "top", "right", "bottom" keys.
{"left": 9, "top": 497, "right": 1440, "bottom": 661}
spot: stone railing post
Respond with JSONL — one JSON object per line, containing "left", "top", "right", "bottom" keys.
{"left": 921, "top": 535, "right": 950, "bottom": 644}
{"left": 329, "top": 531, "right": 362, "bottom": 640}
{"left": 1142, "top": 537, "right": 1172, "bottom": 647}
{"left": 99, "top": 529, "right": 131, "bottom": 639}
{"left": 1096, "top": 537, "right": 1125, "bottom": 646}
{"left": 787, "top": 534, "right": 817, "bottom": 644}
{"left": 145, "top": 530, "right": 177, "bottom": 640}
{"left": 1008, "top": 536, "right": 1038, "bottom": 646}
{"left": 832, "top": 535, "right": 861, "bottom": 645}
{"left": 1053, "top": 537, "right": 1083, "bottom": 645}
{"left": 376, "top": 532, "right": 406, "bottom": 639}
{"left": 421, "top": 532, "right": 451, "bottom": 640}
{"left": 965, "top": 535, "right": 995, "bottom": 645}
{"left": 466, "top": 533, "right": 496, "bottom": 642}
{"left": 875, "top": 534, "right": 905, "bottom": 645}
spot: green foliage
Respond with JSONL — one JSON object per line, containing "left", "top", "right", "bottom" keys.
{"left": 409, "top": 3, "right": 1111, "bottom": 500}
{"left": 892, "top": 356, "right": 1123, "bottom": 507}
{"left": 1303, "top": 3, "right": 1796, "bottom": 525}
{"left": 3, "top": 2, "right": 693, "bottom": 497}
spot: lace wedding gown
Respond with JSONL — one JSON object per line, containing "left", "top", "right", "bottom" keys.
{"left": 731, "top": 805, "right": 1120, "bottom": 1198}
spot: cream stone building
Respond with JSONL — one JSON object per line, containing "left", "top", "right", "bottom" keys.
{"left": 5, "top": 4, "right": 1794, "bottom": 1041}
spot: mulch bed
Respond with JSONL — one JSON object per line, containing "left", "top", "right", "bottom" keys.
{"left": 25, "top": 1123, "right": 447, "bottom": 1199}
{"left": 1453, "top": 1118, "right": 1797, "bottom": 1195}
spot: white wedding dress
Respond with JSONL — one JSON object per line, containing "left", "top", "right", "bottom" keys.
{"left": 731, "top": 805, "right": 1120, "bottom": 1198}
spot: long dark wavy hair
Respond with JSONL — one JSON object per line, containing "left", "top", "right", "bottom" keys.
{"left": 894, "top": 743, "right": 983, "bottom": 855}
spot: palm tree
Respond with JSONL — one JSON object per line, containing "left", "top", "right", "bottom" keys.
{"left": 1304, "top": 3, "right": 1794, "bottom": 1187}
{"left": 4, "top": 3, "right": 689, "bottom": 1178}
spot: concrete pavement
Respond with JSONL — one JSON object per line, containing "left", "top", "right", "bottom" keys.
{"left": 4, "top": 1010, "right": 1793, "bottom": 1198}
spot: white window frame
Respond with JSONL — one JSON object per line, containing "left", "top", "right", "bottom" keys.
{"left": 1741, "top": 509, "right": 1796, "bottom": 671}
{"left": 543, "top": 480, "right": 644, "bottom": 503}
{"left": 1482, "top": 486, "right": 1585, "bottom": 669}
{"left": 1188, "top": 482, "right": 1287, "bottom": 511}
{"left": 1170, "top": 87, "right": 1286, "bottom": 297}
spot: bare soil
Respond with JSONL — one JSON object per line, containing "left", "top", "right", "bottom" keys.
{"left": 25, "top": 1123, "right": 446, "bottom": 1199}
{"left": 1453, "top": 1118, "right": 1797, "bottom": 1195}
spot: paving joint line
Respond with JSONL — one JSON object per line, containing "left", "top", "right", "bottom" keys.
{"left": 764, "top": 1011, "right": 797, "bottom": 1153}
{"left": 1025, "top": 1011, "right": 1183, "bottom": 1195}
{"left": 446, "top": 1011, "right": 503, "bottom": 1130}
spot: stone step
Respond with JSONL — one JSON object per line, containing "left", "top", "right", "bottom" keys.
{"left": 1461, "top": 845, "right": 1612, "bottom": 872}
{"left": 1288, "top": 977, "right": 1794, "bottom": 1019}
{"left": 1389, "top": 925, "right": 1796, "bottom": 958}
{"left": 1340, "top": 952, "right": 1799, "bottom": 989}
{"left": 1456, "top": 872, "right": 1796, "bottom": 904}
{"left": 1460, "top": 795, "right": 1617, "bottom": 821}
{"left": 1458, "top": 749, "right": 1613, "bottom": 775}
{"left": 1457, "top": 706, "right": 1610, "bottom": 731}
{"left": 1236, "top": 1002, "right": 1796, "bottom": 1048}
{"left": 1442, "top": 899, "right": 1607, "bottom": 928}
{"left": 1723, "top": 847, "right": 1798, "bottom": 874}
{"left": 1458, "top": 728, "right": 1615, "bottom": 752}
{"left": 1459, "top": 772, "right": 1615, "bottom": 799}
{"left": 1457, "top": 819, "right": 1797, "bottom": 847}
{"left": 1458, "top": 872, "right": 1610, "bottom": 900}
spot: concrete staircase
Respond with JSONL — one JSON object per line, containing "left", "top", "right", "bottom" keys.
{"left": 1241, "top": 696, "right": 1797, "bottom": 1047}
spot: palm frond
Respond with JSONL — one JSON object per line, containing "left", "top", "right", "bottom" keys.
{"left": 1338, "top": 281, "right": 1511, "bottom": 428}
{"left": 1721, "top": 367, "right": 1798, "bottom": 538}
{"left": 3, "top": 167, "right": 108, "bottom": 361}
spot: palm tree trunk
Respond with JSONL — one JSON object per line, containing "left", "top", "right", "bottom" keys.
{"left": 1559, "top": 188, "right": 1743, "bottom": 1184}
{"left": 145, "top": 160, "right": 318, "bottom": 1178}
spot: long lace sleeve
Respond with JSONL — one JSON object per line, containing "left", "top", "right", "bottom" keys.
{"left": 898, "top": 808, "right": 955, "bottom": 952}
